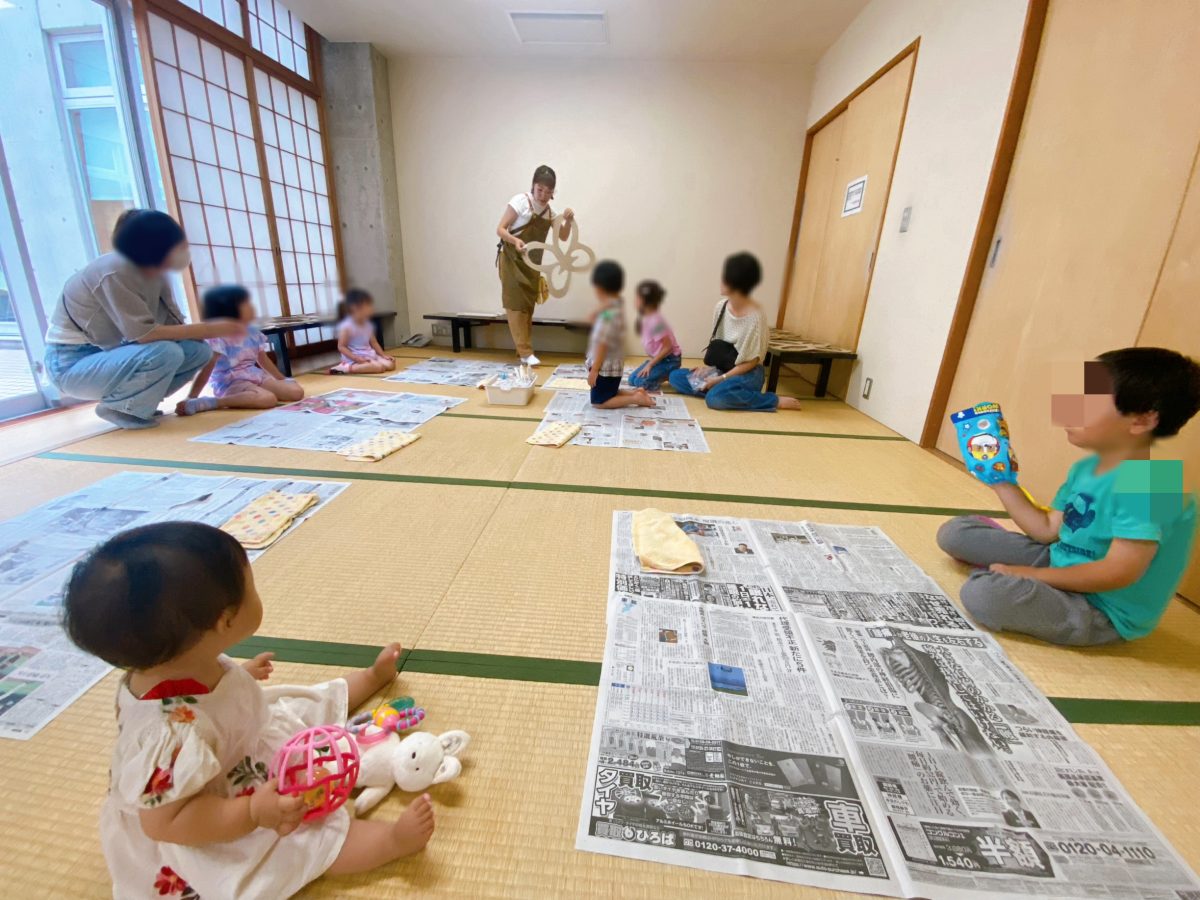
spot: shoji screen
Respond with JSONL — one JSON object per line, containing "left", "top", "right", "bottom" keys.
{"left": 254, "top": 68, "right": 339, "bottom": 327}
{"left": 247, "top": 0, "right": 309, "bottom": 79}
{"left": 145, "top": 11, "right": 283, "bottom": 315}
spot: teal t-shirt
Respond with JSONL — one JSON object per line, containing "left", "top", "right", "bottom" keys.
{"left": 1050, "top": 456, "right": 1196, "bottom": 639}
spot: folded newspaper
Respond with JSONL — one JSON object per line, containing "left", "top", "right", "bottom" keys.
{"left": 577, "top": 512, "right": 1200, "bottom": 899}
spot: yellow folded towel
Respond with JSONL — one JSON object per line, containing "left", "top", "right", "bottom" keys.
{"left": 220, "top": 491, "right": 319, "bottom": 550}
{"left": 527, "top": 421, "right": 582, "bottom": 447}
{"left": 632, "top": 508, "right": 705, "bottom": 575}
{"left": 339, "top": 430, "right": 420, "bottom": 462}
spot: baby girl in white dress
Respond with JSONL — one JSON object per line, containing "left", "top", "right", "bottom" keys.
{"left": 63, "top": 522, "right": 435, "bottom": 899}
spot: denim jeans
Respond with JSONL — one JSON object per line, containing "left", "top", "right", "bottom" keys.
{"left": 628, "top": 354, "right": 681, "bottom": 390}
{"left": 45, "top": 340, "right": 213, "bottom": 422}
{"left": 668, "top": 364, "right": 778, "bottom": 411}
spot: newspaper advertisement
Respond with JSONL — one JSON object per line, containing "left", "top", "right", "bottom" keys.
{"left": 0, "top": 472, "right": 347, "bottom": 740}
{"left": 539, "top": 391, "right": 709, "bottom": 453}
{"left": 385, "top": 357, "right": 514, "bottom": 387}
{"left": 578, "top": 512, "right": 1200, "bottom": 898}
{"left": 193, "top": 389, "right": 464, "bottom": 453}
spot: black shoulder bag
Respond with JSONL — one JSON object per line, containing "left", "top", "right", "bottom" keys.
{"left": 703, "top": 302, "right": 738, "bottom": 373}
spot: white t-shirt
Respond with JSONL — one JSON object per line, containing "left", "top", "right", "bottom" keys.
{"left": 507, "top": 192, "right": 551, "bottom": 232}
{"left": 710, "top": 299, "right": 769, "bottom": 365}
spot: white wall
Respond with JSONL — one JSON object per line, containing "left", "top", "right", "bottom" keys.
{"left": 389, "top": 56, "right": 811, "bottom": 355}
{"left": 806, "top": 0, "right": 1028, "bottom": 439}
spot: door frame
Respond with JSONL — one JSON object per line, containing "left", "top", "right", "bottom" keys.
{"left": 917, "top": 0, "right": 1049, "bottom": 447}
{"left": 776, "top": 39, "right": 919, "bottom": 333}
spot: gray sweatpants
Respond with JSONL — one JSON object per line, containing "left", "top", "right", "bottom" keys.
{"left": 936, "top": 516, "right": 1122, "bottom": 647}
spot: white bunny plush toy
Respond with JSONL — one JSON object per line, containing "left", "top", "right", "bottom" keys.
{"left": 354, "top": 729, "right": 471, "bottom": 815}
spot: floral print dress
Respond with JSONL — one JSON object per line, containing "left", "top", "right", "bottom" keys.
{"left": 102, "top": 656, "right": 350, "bottom": 899}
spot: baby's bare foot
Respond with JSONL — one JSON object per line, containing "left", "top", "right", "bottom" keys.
{"left": 370, "top": 642, "right": 402, "bottom": 688}
{"left": 391, "top": 793, "right": 435, "bottom": 856}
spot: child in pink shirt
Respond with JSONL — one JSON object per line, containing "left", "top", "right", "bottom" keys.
{"left": 628, "top": 280, "right": 682, "bottom": 391}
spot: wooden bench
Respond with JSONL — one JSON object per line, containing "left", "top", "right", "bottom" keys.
{"left": 764, "top": 328, "right": 858, "bottom": 397}
{"left": 423, "top": 312, "right": 590, "bottom": 353}
{"left": 260, "top": 311, "right": 397, "bottom": 377}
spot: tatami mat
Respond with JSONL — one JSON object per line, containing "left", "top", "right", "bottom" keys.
{"left": 4, "top": 340, "right": 1200, "bottom": 898}
{"left": 0, "top": 457, "right": 502, "bottom": 646}
{"left": 57, "top": 408, "right": 538, "bottom": 484}
{"left": 415, "top": 489, "right": 1200, "bottom": 702}
{"left": 3, "top": 664, "right": 1195, "bottom": 899}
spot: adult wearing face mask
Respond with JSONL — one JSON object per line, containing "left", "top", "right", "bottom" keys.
{"left": 44, "top": 210, "right": 244, "bottom": 430}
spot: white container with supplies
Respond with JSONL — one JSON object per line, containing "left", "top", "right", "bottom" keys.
{"left": 480, "top": 365, "right": 537, "bottom": 406}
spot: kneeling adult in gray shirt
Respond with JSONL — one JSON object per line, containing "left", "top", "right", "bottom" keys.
{"left": 44, "top": 210, "right": 243, "bottom": 429}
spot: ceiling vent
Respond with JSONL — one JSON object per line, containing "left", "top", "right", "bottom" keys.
{"left": 508, "top": 11, "right": 608, "bottom": 45}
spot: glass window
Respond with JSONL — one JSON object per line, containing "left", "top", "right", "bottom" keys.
{"left": 59, "top": 38, "right": 112, "bottom": 90}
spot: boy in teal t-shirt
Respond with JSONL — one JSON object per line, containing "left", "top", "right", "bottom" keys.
{"left": 938, "top": 348, "right": 1200, "bottom": 645}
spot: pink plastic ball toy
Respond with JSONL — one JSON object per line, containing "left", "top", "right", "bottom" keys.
{"left": 270, "top": 725, "right": 360, "bottom": 821}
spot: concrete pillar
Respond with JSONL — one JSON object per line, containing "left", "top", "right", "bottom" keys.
{"left": 320, "top": 41, "right": 407, "bottom": 345}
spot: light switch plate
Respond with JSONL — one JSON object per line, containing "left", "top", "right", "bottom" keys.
{"left": 899, "top": 206, "right": 912, "bottom": 233}
{"left": 863, "top": 377, "right": 873, "bottom": 399}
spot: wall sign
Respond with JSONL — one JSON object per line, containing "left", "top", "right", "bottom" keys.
{"left": 842, "top": 175, "right": 868, "bottom": 217}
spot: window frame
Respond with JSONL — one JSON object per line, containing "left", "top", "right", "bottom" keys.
{"left": 132, "top": 0, "right": 344, "bottom": 321}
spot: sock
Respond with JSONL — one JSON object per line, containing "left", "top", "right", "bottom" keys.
{"left": 95, "top": 406, "right": 159, "bottom": 430}
{"left": 178, "top": 397, "right": 219, "bottom": 416}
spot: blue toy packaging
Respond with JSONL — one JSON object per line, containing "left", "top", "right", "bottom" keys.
{"left": 950, "top": 402, "right": 1019, "bottom": 485}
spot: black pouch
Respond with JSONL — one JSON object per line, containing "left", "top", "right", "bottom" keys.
{"left": 703, "top": 302, "right": 738, "bottom": 372}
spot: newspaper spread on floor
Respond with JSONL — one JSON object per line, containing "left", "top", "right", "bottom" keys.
{"left": 192, "top": 389, "right": 464, "bottom": 453}
{"left": 0, "top": 472, "right": 348, "bottom": 741}
{"left": 544, "top": 363, "right": 635, "bottom": 391}
{"left": 385, "top": 357, "right": 515, "bottom": 387}
{"left": 578, "top": 512, "right": 1200, "bottom": 898}
{"left": 539, "top": 391, "right": 709, "bottom": 453}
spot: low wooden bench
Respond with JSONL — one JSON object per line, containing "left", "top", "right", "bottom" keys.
{"left": 764, "top": 328, "right": 858, "bottom": 397}
{"left": 260, "top": 311, "right": 397, "bottom": 377}
{"left": 423, "top": 311, "right": 590, "bottom": 353}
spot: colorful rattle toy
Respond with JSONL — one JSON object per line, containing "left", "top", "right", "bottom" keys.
{"left": 346, "top": 697, "right": 426, "bottom": 748}
{"left": 950, "top": 401, "right": 1019, "bottom": 485}
{"left": 270, "top": 724, "right": 360, "bottom": 821}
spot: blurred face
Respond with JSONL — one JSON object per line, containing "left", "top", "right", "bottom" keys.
{"left": 351, "top": 300, "right": 373, "bottom": 323}
{"left": 532, "top": 181, "right": 554, "bottom": 205}
{"left": 165, "top": 242, "right": 191, "bottom": 272}
{"left": 1051, "top": 361, "right": 1156, "bottom": 450}
{"left": 237, "top": 299, "right": 257, "bottom": 322}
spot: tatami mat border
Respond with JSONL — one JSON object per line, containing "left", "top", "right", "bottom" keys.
{"left": 37, "top": 451, "right": 1009, "bottom": 517}
{"left": 227, "top": 636, "right": 1200, "bottom": 726}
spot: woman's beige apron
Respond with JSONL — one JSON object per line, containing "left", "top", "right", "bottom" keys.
{"left": 497, "top": 196, "right": 552, "bottom": 357}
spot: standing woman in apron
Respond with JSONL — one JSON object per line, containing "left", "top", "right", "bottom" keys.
{"left": 495, "top": 165, "right": 574, "bottom": 366}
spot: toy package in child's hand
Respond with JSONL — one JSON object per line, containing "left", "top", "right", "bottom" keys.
{"left": 950, "top": 402, "right": 1019, "bottom": 484}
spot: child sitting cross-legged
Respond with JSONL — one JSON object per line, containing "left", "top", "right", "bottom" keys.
{"left": 937, "top": 348, "right": 1200, "bottom": 646}
{"left": 176, "top": 285, "right": 304, "bottom": 416}
{"left": 587, "top": 260, "right": 655, "bottom": 409}
{"left": 63, "top": 522, "right": 435, "bottom": 899}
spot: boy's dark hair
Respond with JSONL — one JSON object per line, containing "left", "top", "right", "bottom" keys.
{"left": 592, "top": 260, "right": 624, "bottom": 295}
{"left": 722, "top": 252, "right": 761, "bottom": 295}
{"left": 62, "top": 522, "right": 249, "bottom": 670}
{"left": 202, "top": 284, "right": 250, "bottom": 321}
{"left": 1096, "top": 347, "right": 1200, "bottom": 438}
{"left": 339, "top": 288, "right": 373, "bottom": 319}
{"left": 531, "top": 164, "right": 556, "bottom": 190}
{"left": 113, "top": 210, "right": 186, "bottom": 268}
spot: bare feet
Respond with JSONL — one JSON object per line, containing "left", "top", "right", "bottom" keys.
{"left": 370, "top": 642, "right": 403, "bottom": 688}
{"left": 777, "top": 397, "right": 802, "bottom": 410}
{"left": 391, "top": 794, "right": 436, "bottom": 856}
{"left": 635, "top": 389, "right": 656, "bottom": 408}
